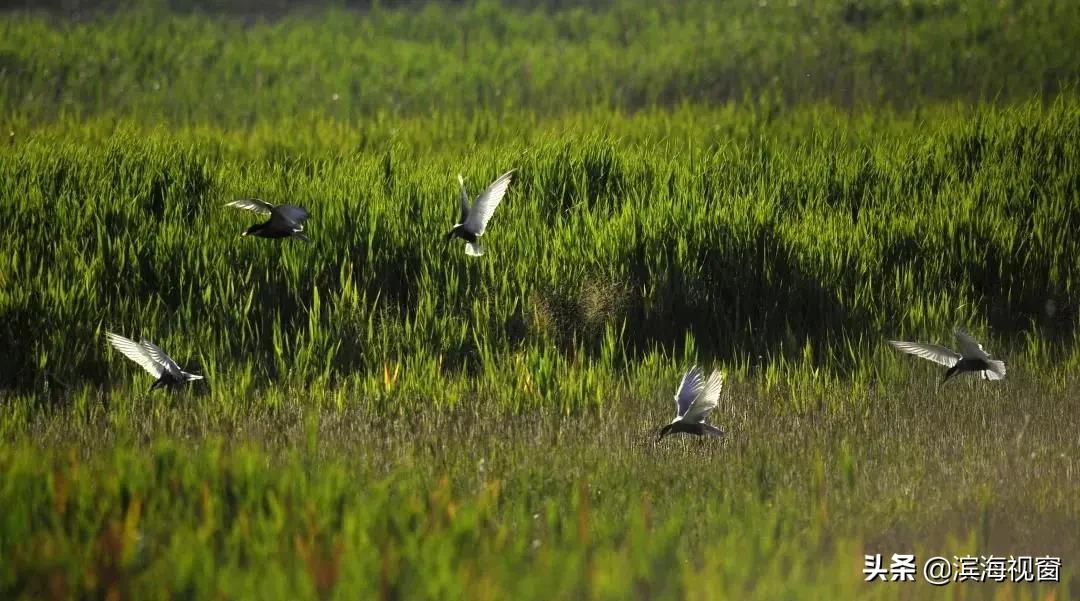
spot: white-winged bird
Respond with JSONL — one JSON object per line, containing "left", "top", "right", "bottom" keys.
{"left": 105, "top": 332, "right": 205, "bottom": 391}
{"left": 445, "top": 170, "right": 514, "bottom": 256}
{"left": 657, "top": 366, "right": 725, "bottom": 441}
{"left": 888, "top": 329, "right": 1006, "bottom": 384}
{"left": 226, "top": 199, "right": 311, "bottom": 243}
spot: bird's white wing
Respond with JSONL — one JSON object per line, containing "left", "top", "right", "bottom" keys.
{"left": 681, "top": 369, "right": 723, "bottom": 424}
{"left": 888, "top": 340, "right": 960, "bottom": 367}
{"left": 106, "top": 332, "right": 163, "bottom": 378}
{"left": 463, "top": 169, "right": 514, "bottom": 235}
{"left": 673, "top": 366, "right": 704, "bottom": 419}
{"left": 457, "top": 174, "right": 470, "bottom": 225}
{"left": 140, "top": 340, "right": 182, "bottom": 377}
{"left": 225, "top": 198, "right": 275, "bottom": 215}
{"left": 954, "top": 329, "right": 990, "bottom": 359}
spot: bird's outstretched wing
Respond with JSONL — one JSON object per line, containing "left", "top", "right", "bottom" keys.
{"left": 457, "top": 174, "right": 470, "bottom": 225}
{"left": 954, "top": 329, "right": 990, "bottom": 359}
{"left": 140, "top": 339, "right": 183, "bottom": 377}
{"left": 463, "top": 169, "right": 514, "bottom": 235}
{"left": 888, "top": 340, "right": 960, "bottom": 367}
{"left": 106, "top": 332, "right": 164, "bottom": 378}
{"left": 681, "top": 369, "right": 723, "bottom": 424}
{"left": 273, "top": 204, "right": 310, "bottom": 226}
{"left": 226, "top": 198, "right": 275, "bottom": 215}
{"left": 673, "top": 366, "right": 704, "bottom": 419}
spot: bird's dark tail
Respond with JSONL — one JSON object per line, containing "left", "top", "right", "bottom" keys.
{"left": 701, "top": 424, "right": 725, "bottom": 437}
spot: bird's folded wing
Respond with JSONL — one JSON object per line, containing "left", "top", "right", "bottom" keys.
{"left": 463, "top": 169, "right": 514, "bottom": 235}
{"left": 888, "top": 340, "right": 960, "bottom": 367}
{"left": 140, "top": 340, "right": 182, "bottom": 376}
{"left": 274, "top": 204, "right": 310, "bottom": 225}
{"left": 106, "top": 332, "right": 164, "bottom": 377}
{"left": 681, "top": 369, "right": 723, "bottom": 424}
{"left": 673, "top": 366, "right": 704, "bottom": 418}
{"left": 954, "top": 329, "right": 990, "bottom": 359}
{"left": 225, "top": 198, "right": 275, "bottom": 214}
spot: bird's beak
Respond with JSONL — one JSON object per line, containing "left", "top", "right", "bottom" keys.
{"left": 240, "top": 231, "right": 248, "bottom": 237}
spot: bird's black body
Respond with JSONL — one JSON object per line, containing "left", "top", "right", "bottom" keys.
{"left": 942, "top": 358, "right": 993, "bottom": 384}
{"left": 657, "top": 422, "right": 724, "bottom": 441}
{"left": 149, "top": 372, "right": 187, "bottom": 392}
{"left": 444, "top": 224, "right": 477, "bottom": 244}
{"left": 243, "top": 221, "right": 294, "bottom": 239}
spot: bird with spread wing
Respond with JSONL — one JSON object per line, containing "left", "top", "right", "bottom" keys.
{"left": 657, "top": 366, "right": 726, "bottom": 441}
{"left": 889, "top": 329, "right": 1006, "bottom": 383}
{"left": 226, "top": 198, "right": 311, "bottom": 243}
{"left": 445, "top": 170, "right": 514, "bottom": 256}
{"left": 105, "top": 332, "right": 204, "bottom": 391}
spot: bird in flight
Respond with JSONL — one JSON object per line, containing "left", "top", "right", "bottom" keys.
{"left": 445, "top": 170, "right": 514, "bottom": 256}
{"left": 105, "top": 332, "right": 205, "bottom": 391}
{"left": 226, "top": 199, "right": 311, "bottom": 243}
{"left": 888, "top": 329, "right": 1006, "bottom": 383}
{"left": 657, "top": 366, "right": 725, "bottom": 442}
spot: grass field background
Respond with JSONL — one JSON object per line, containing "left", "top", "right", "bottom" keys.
{"left": 2, "top": 0, "right": 1079, "bottom": 598}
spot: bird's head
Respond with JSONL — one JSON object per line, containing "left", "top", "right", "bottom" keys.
{"left": 656, "top": 423, "right": 674, "bottom": 442}
{"left": 241, "top": 224, "right": 259, "bottom": 237}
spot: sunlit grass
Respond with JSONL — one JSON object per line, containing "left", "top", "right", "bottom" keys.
{"left": 3, "top": 100, "right": 1078, "bottom": 399}
{"left": 3, "top": 99, "right": 1079, "bottom": 597}
{"left": 3, "top": 374, "right": 1077, "bottom": 598}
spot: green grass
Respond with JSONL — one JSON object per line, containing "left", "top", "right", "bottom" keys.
{"left": 4, "top": 101, "right": 1079, "bottom": 399}
{"left": 3, "top": 0, "right": 1080, "bottom": 123}
{"left": 2, "top": 1, "right": 1080, "bottom": 598}
{"left": 4, "top": 377, "right": 1079, "bottom": 598}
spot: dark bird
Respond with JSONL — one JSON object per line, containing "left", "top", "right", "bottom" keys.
{"left": 445, "top": 170, "right": 514, "bottom": 256}
{"left": 106, "top": 332, "right": 205, "bottom": 391}
{"left": 889, "top": 329, "right": 1006, "bottom": 384}
{"left": 657, "top": 366, "right": 725, "bottom": 442}
{"left": 226, "top": 199, "right": 311, "bottom": 242}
